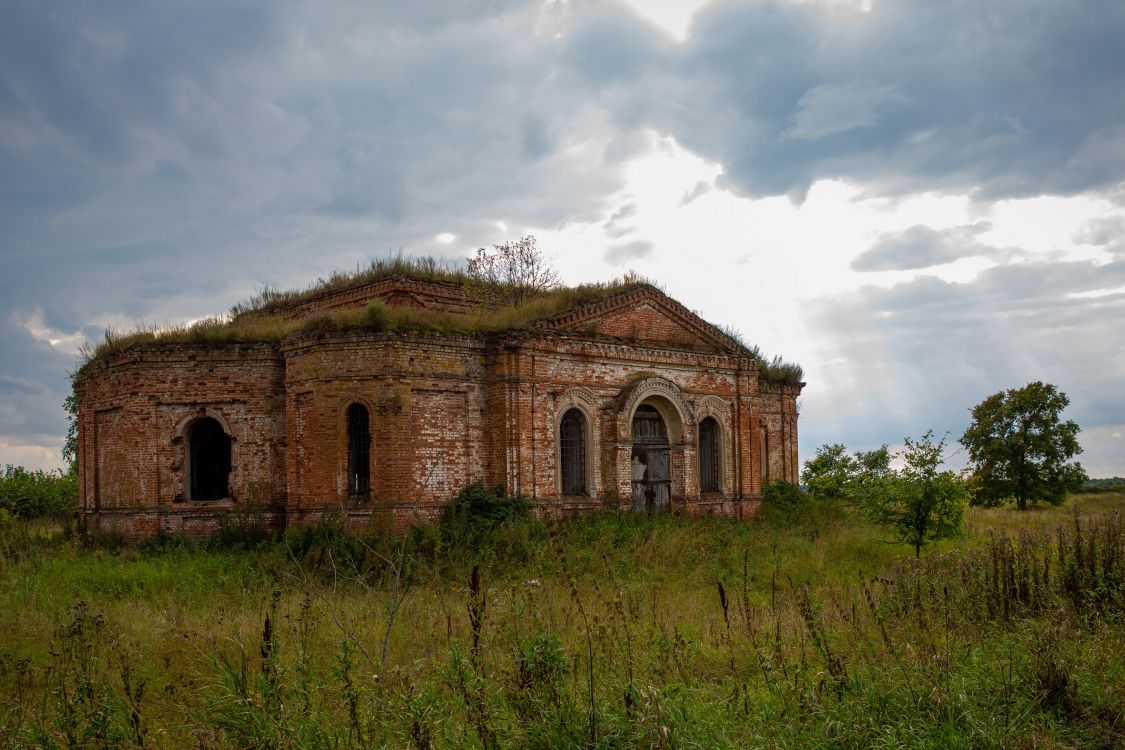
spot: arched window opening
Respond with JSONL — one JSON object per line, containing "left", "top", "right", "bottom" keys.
{"left": 699, "top": 417, "right": 720, "bottom": 493}
{"left": 631, "top": 403, "right": 670, "bottom": 512}
{"left": 188, "top": 417, "right": 231, "bottom": 501}
{"left": 347, "top": 403, "right": 371, "bottom": 500}
{"left": 560, "top": 408, "right": 587, "bottom": 495}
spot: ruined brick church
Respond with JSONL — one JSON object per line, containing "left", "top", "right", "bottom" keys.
{"left": 75, "top": 270, "right": 802, "bottom": 539}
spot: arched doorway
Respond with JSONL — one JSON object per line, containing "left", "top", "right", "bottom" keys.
{"left": 631, "top": 404, "right": 670, "bottom": 512}
{"left": 188, "top": 417, "right": 231, "bottom": 501}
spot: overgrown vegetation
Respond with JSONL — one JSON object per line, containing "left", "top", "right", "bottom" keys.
{"left": 79, "top": 252, "right": 803, "bottom": 385}
{"left": 229, "top": 254, "right": 471, "bottom": 317}
{"left": 467, "top": 236, "right": 560, "bottom": 307}
{"left": 863, "top": 430, "right": 969, "bottom": 556}
{"left": 86, "top": 276, "right": 652, "bottom": 358}
{"left": 0, "top": 465, "right": 76, "bottom": 520}
{"left": 758, "top": 354, "right": 804, "bottom": 386}
{"left": 1079, "top": 476, "right": 1125, "bottom": 493}
{"left": 1, "top": 489, "right": 1121, "bottom": 748}
{"left": 803, "top": 432, "right": 969, "bottom": 556}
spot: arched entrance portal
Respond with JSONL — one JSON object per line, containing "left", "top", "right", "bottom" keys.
{"left": 631, "top": 404, "right": 670, "bottom": 512}
{"left": 188, "top": 417, "right": 231, "bottom": 501}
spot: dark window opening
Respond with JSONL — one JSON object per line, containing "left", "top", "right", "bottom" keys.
{"left": 347, "top": 403, "right": 371, "bottom": 500}
{"left": 699, "top": 417, "right": 720, "bottom": 492}
{"left": 189, "top": 417, "right": 231, "bottom": 501}
{"left": 631, "top": 404, "right": 670, "bottom": 512}
{"left": 560, "top": 408, "right": 587, "bottom": 495}
{"left": 760, "top": 427, "right": 769, "bottom": 482}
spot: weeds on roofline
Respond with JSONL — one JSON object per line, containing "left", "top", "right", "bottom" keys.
{"left": 79, "top": 256, "right": 804, "bottom": 383}
{"left": 760, "top": 355, "right": 803, "bottom": 385}
{"left": 229, "top": 254, "right": 471, "bottom": 318}
{"left": 718, "top": 328, "right": 804, "bottom": 385}
{"left": 84, "top": 304, "right": 804, "bottom": 385}
{"left": 228, "top": 256, "right": 665, "bottom": 320}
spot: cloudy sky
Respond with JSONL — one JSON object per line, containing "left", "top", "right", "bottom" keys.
{"left": 2, "top": 0, "right": 1123, "bottom": 476}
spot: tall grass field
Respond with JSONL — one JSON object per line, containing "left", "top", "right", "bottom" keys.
{"left": 1, "top": 492, "right": 1122, "bottom": 748}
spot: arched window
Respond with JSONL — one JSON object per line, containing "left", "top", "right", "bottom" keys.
{"left": 188, "top": 417, "right": 231, "bottom": 501}
{"left": 699, "top": 417, "right": 720, "bottom": 492}
{"left": 347, "top": 403, "right": 371, "bottom": 500}
{"left": 560, "top": 408, "right": 587, "bottom": 495}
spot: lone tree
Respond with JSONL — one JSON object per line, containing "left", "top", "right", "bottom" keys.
{"left": 867, "top": 430, "right": 968, "bottom": 557}
{"left": 960, "top": 381, "right": 1086, "bottom": 510}
{"left": 467, "top": 235, "right": 559, "bottom": 307}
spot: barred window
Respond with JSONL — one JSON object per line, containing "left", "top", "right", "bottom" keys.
{"left": 699, "top": 417, "right": 720, "bottom": 492}
{"left": 560, "top": 408, "right": 587, "bottom": 495}
{"left": 347, "top": 403, "right": 371, "bottom": 500}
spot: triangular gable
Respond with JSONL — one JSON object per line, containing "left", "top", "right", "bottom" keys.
{"left": 542, "top": 286, "right": 745, "bottom": 352}
{"left": 379, "top": 289, "right": 425, "bottom": 308}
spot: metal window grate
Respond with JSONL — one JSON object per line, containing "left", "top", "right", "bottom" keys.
{"left": 560, "top": 409, "right": 586, "bottom": 495}
{"left": 347, "top": 403, "right": 371, "bottom": 500}
{"left": 699, "top": 417, "right": 719, "bottom": 492}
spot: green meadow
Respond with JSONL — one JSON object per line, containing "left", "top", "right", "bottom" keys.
{"left": 1, "top": 493, "right": 1122, "bottom": 749}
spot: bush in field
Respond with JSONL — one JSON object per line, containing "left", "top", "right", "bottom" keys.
{"left": 866, "top": 430, "right": 969, "bottom": 556}
{"left": 760, "top": 479, "right": 849, "bottom": 539}
{"left": 441, "top": 480, "right": 538, "bottom": 565}
{"left": 208, "top": 500, "right": 275, "bottom": 550}
{"left": 443, "top": 480, "right": 531, "bottom": 531}
{"left": 801, "top": 443, "right": 891, "bottom": 505}
{"left": 0, "top": 464, "right": 76, "bottom": 519}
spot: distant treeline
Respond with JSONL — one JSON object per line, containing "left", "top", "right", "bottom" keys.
{"left": 0, "top": 465, "right": 77, "bottom": 519}
{"left": 1077, "top": 476, "right": 1125, "bottom": 493}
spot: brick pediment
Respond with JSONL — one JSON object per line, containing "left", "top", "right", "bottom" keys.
{"left": 544, "top": 287, "right": 743, "bottom": 352}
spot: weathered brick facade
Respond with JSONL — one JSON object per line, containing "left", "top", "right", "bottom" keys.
{"left": 76, "top": 279, "right": 802, "bottom": 539}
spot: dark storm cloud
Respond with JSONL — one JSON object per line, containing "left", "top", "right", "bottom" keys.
{"left": 852, "top": 223, "right": 997, "bottom": 272}
{"left": 0, "top": 317, "right": 75, "bottom": 437}
{"left": 651, "top": 0, "right": 1125, "bottom": 201}
{"left": 805, "top": 260, "right": 1125, "bottom": 471}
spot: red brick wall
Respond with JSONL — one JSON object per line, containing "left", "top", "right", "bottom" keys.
{"left": 76, "top": 299, "right": 802, "bottom": 539}
{"left": 280, "top": 332, "right": 488, "bottom": 527}
{"left": 486, "top": 334, "right": 786, "bottom": 518}
{"left": 75, "top": 343, "right": 285, "bottom": 539}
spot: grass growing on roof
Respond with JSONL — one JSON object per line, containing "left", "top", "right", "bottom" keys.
{"left": 229, "top": 254, "right": 472, "bottom": 317}
{"left": 81, "top": 257, "right": 804, "bottom": 383}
